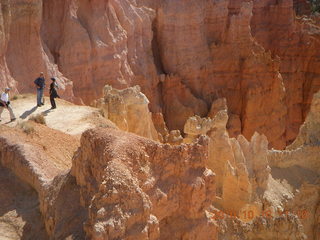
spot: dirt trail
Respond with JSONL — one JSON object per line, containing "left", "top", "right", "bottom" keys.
{"left": 0, "top": 94, "right": 115, "bottom": 136}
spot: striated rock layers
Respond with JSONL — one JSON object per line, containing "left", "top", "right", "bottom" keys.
{"left": 150, "top": 0, "right": 287, "bottom": 149}
{"left": 0, "top": 0, "right": 318, "bottom": 148}
{"left": 1, "top": 91, "right": 320, "bottom": 239}
{"left": 251, "top": 0, "right": 320, "bottom": 145}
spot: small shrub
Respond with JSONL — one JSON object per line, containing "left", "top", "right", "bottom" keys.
{"left": 311, "top": 0, "right": 320, "bottom": 13}
{"left": 98, "top": 123, "right": 110, "bottom": 128}
{"left": 19, "top": 122, "right": 35, "bottom": 135}
{"left": 29, "top": 114, "right": 46, "bottom": 125}
{"left": 12, "top": 95, "right": 19, "bottom": 101}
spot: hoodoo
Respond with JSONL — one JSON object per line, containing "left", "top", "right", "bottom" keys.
{"left": 0, "top": 0, "right": 319, "bottom": 239}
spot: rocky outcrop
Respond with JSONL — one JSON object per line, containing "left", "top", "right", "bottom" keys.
{"left": 251, "top": 0, "right": 320, "bottom": 145}
{"left": 0, "top": 123, "right": 82, "bottom": 238}
{"left": 217, "top": 214, "right": 307, "bottom": 240}
{"left": 267, "top": 90, "right": 320, "bottom": 239}
{"left": 161, "top": 74, "right": 208, "bottom": 132}
{"left": 268, "top": 91, "right": 320, "bottom": 172}
{"left": 156, "top": 0, "right": 288, "bottom": 149}
{"left": 0, "top": 0, "right": 318, "bottom": 149}
{"left": 0, "top": 92, "right": 319, "bottom": 238}
{"left": 181, "top": 97, "right": 318, "bottom": 239}
{"left": 71, "top": 127, "right": 217, "bottom": 240}
{"left": 96, "top": 85, "right": 159, "bottom": 141}
{"left": 183, "top": 99, "right": 271, "bottom": 217}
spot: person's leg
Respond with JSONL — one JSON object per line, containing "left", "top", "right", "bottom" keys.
{"left": 40, "top": 88, "right": 44, "bottom": 105}
{"left": 50, "top": 95, "right": 56, "bottom": 108}
{"left": 7, "top": 105, "right": 16, "bottom": 120}
{"left": 37, "top": 88, "right": 41, "bottom": 106}
{"left": 0, "top": 107, "right": 3, "bottom": 119}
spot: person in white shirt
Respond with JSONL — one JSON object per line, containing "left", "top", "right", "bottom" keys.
{"left": 0, "top": 88, "right": 16, "bottom": 122}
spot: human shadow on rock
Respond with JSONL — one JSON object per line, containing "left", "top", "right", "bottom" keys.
{"left": 20, "top": 106, "right": 38, "bottom": 119}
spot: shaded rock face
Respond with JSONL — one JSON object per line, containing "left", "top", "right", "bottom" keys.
{"left": 0, "top": 123, "right": 84, "bottom": 239}
{"left": 293, "top": 0, "right": 311, "bottom": 15}
{"left": 71, "top": 128, "right": 216, "bottom": 240}
{"left": 0, "top": 0, "right": 319, "bottom": 149}
{"left": 251, "top": 0, "right": 320, "bottom": 145}
{"left": 267, "top": 91, "right": 320, "bottom": 239}
{"left": 0, "top": 166, "right": 48, "bottom": 240}
{"left": 156, "top": 0, "right": 288, "bottom": 149}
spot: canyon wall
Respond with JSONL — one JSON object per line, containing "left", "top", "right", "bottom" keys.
{"left": 1, "top": 88, "right": 320, "bottom": 239}
{"left": 0, "top": 0, "right": 319, "bottom": 149}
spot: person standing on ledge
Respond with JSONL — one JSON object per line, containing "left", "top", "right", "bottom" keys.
{"left": 0, "top": 88, "right": 16, "bottom": 122}
{"left": 49, "top": 77, "right": 60, "bottom": 109}
{"left": 34, "top": 72, "right": 46, "bottom": 107}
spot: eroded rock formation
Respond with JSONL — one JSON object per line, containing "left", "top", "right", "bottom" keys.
{"left": 95, "top": 85, "right": 159, "bottom": 141}
{"left": 183, "top": 99, "right": 270, "bottom": 216}
{"left": 0, "top": 89, "right": 319, "bottom": 239}
{"left": 0, "top": 0, "right": 320, "bottom": 239}
{"left": 251, "top": 0, "right": 320, "bottom": 145}
{"left": 0, "top": 0, "right": 319, "bottom": 149}
{"left": 71, "top": 128, "right": 216, "bottom": 239}
{"left": 182, "top": 93, "right": 320, "bottom": 239}
{"left": 267, "top": 90, "right": 320, "bottom": 239}
{"left": 0, "top": 122, "right": 83, "bottom": 238}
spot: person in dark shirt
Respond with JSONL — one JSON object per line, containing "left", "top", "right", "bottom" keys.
{"left": 49, "top": 77, "right": 60, "bottom": 109}
{"left": 34, "top": 72, "right": 46, "bottom": 107}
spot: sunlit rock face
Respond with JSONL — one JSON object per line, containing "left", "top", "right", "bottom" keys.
{"left": 0, "top": 0, "right": 319, "bottom": 149}
{"left": 71, "top": 127, "right": 217, "bottom": 240}
{"left": 95, "top": 85, "right": 160, "bottom": 141}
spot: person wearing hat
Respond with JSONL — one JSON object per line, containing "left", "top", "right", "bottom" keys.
{"left": 49, "top": 77, "right": 60, "bottom": 109}
{"left": 0, "top": 88, "right": 16, "bottom": 122}
{"left": 34, "top": 72, "right": 46, "bottom": 107}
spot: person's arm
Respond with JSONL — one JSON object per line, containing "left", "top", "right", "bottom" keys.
{"left": 0, "top": 94, "right": 8, "bottom": 108}
{"left": 34, "top": 78, "right": 40, "bottom": 88}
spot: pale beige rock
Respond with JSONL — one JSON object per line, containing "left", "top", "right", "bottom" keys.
{"left": 183, "top": 100, "right": 269, "bottom": 215}
{"left": 151, "top": 112, "right": 169, "bottom": 143}
{"left": 96, "top": 85, "right": 159, "bottom": 141}
{"left": 166, "top": 130, "right": 183, "bottom": 145}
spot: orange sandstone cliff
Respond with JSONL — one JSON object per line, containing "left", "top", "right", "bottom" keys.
{"left": 0, "top": 0, "right": 320, "bottom": 239}
{"left": 0, "top": 0, "right": 319, "bottom": 148}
